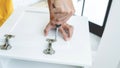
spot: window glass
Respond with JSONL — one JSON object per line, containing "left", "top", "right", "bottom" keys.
{"left": 73, "top": 0, "right": 109, "bottom": 26}
{"left": 83, "top": 0, "right": 109, "bottom": 26}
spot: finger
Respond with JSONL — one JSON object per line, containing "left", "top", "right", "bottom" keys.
{"left": 55, "top": 13, "right": 67, "bottom": 19}
{"left": 51, "top": 12, "right": 68, "bottom": 24}
{"left": 55, "top": 13, "right": 69, "bottom": 21}
{"left": 59, "top": 10, "right": 74, "bottom": 22}
{"left": 55, "top": 10, "right": 74, "bottom": 24}
{"left": 44, "top": 23, "right": 54, "bottom": 36}
{"left": 59, "top": 27, "right": 69, "bottom": 41}
{"left": 67, "top": 25, "right": 73, "bottom": 38}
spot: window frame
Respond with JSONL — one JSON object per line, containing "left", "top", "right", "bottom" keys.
{"left": 87, "top": 0, "right": 113, "bottom": 37}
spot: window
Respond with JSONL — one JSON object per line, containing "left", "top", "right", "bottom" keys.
{"left": 84, "top": 0, "right": 109, "bottom": 26}
{"left": 74, "top": 0, "right": 112, "bottom": 37}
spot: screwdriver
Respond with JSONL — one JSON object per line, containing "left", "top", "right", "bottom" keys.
{"left": 55, "top": 24, "right": 61, "bottom": 41}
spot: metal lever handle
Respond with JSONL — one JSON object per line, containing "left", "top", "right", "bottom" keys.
{"left": 0, "top": 34, "right": 15, "bottom": 50}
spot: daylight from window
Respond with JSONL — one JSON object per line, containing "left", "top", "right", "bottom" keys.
{"left": 74, "top": 0, "right": 109, "bottom": 26}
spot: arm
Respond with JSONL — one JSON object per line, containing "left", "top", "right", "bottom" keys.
{"left": 44, "top": 0, "right": 75, "bottom": 41}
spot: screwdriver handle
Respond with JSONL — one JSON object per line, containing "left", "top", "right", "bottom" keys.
{"left": 55, "top": 24, "right": 61, "bottom": 28}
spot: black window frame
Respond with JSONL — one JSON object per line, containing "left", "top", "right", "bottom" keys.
{"left": 86, "top": 0, "right": 113, "bottom": 37}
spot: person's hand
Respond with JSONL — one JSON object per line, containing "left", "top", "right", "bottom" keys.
{"left": 44, "top": 21, "right": 73, "bottom": 41}
{"left": 48, "top": 0, "right": 75, "bottom": 25}
{"left": 44, "top": 0, "right": 75, "bottom": 41}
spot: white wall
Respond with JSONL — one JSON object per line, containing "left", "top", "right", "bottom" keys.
{"left": 12, "top": 0, "right": 42, "bottom": 9}
{"left": 92, "top": 0, "right": 120, "bottom": 68}
{"left": 0, "top": 62, "right": 2, "bottom": 68}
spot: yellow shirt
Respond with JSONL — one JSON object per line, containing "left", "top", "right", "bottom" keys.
{"left": 0, "top": 0, "right": 13, "bottom": 26}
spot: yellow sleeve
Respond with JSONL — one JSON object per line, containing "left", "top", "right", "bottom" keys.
{"left": 0, "top": 0, "right": 14, "bottom": 26}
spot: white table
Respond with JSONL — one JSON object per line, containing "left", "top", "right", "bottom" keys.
{"left": 0, "top": 7, "right": 92, "bottom": 68}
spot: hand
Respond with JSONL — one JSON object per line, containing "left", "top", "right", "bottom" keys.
{"left": 48, "top": 0, "right": 75, "bottom": 25}
{"left": 44, "top": 22, "right": 73, "bottom": 41}
{"left": 44, "top": 0, "right": 75, "bottom": 41}
{"left": 59, "top": 23, "right": 73, "bottom": 41}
